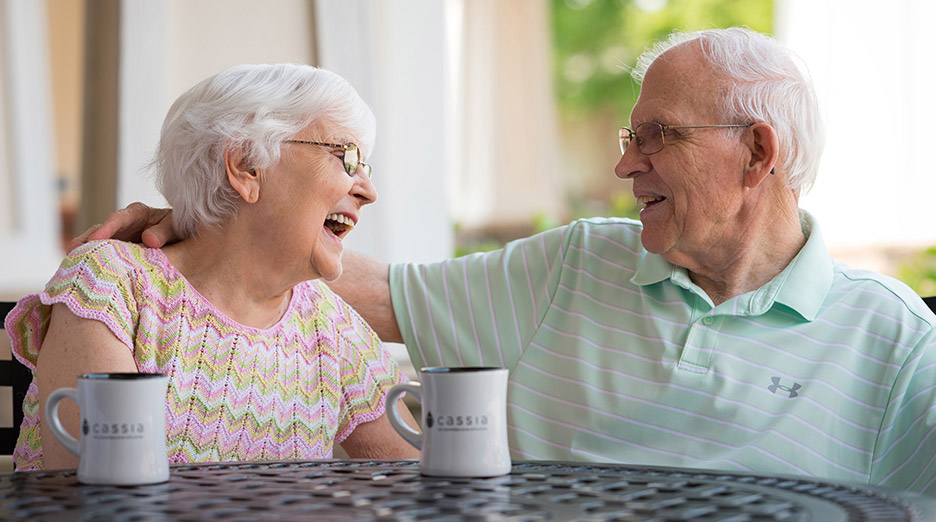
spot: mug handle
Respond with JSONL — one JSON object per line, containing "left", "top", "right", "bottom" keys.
{"left": 45, "top": 387, "right": 81, "bottom": 456}
{"left": 385, "top": 382, "right": 422, "bottom": 449}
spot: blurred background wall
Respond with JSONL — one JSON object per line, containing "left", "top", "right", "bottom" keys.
{"left": 2, "top": 0, "right": 936, "bottom": 303}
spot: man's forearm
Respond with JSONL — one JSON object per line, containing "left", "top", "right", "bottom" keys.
{"left": 329, "top": 251, "right": 404, "bottom": 343}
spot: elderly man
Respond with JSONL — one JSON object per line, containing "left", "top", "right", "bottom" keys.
{"left": 78, "top": 27, "right": 936, "bottom": 494}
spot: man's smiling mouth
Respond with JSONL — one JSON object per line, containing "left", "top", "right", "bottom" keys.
{"left": 636, "top": 195, "right": 666, "bottom": 208}
{"left": 324, "top": 213, "right": 354, "bottom": 238}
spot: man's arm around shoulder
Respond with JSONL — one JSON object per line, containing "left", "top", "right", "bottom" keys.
{"left": 328, "top": 251, "right": 403, "bottom": 343}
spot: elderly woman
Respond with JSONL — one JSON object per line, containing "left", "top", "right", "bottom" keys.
{"left": 6, "top": 63, "right": 419, "bottom": 470}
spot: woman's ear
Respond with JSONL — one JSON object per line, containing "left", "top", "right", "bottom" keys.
{"left": 742, "top": 122, "right": 780, "bottom": 188}
{"left": 224, "top": 146, "right": 261, "bottom": 204}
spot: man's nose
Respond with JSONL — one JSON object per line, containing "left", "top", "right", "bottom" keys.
{"left": 614, "top": 144, "right": 650, "bottom": 179}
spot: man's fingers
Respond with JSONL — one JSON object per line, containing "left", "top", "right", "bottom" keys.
{"left": 141, "top": 215, "right": 174, "bottom": 248}
{"left": 66, "top": 224, "right": 103, "bottom": 253}
{"left": 90, "top": 202, "right": 162, "bottom": 242}
{"left": 67, "top": 202, "right": 178, "bottom": 252}
{"left": 87, "top": 218, "right": 129, "bottom": 242}
{"left": 67, "top": 202, "right": 169, "bottom": 251}
{"left": 117, "top": 202, "right": 157, "bottom": 232}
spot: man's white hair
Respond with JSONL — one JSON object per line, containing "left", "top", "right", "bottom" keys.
{"left": 632, "top": 27, "right": 824, "bottom": 195}
{"left": 154, "top": 63, "right": 376, "bottom": 237}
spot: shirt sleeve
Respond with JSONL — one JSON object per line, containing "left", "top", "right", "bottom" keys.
{"left": 389, "top": 225, "right": 571, "bottom": 371}
{"left": 6, "top": 240, "right": 139, "bottom": 370}
{"left": 329, "top": 282, "right": 407, "bottom": 443}
{"left": 870, "top": 327, "right": 936, "bottom": 495}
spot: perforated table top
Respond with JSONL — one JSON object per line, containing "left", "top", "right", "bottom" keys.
{"left": 1, "top": 460, "right": 934, "bottom": 521}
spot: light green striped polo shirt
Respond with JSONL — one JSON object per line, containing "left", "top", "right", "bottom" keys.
{"left": 390, "top": 211, "right": 936, "bottom": 495}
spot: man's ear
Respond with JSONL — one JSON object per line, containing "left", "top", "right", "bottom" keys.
{"left": 742, "top": 122, "right": 780, "bottom": 188}
{"left": 224, "top": 146, "right": 261, "bottom": 204}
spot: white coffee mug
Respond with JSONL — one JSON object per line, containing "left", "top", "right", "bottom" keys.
{"left": 45, "top": 373, "right": 170, "bottom": 485}
{"left": 386, "top": 367, "right": 511, "bottom": 477}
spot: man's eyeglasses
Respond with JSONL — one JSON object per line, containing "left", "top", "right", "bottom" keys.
{"left": 283, "top": 139, "right": 373, "bottom": 179}
{"left": 619, "top": 122, "right": 752, "bottom": 156}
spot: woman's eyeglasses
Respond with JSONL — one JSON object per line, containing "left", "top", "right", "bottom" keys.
{"left": 283, "top": 139, "right": 373, "bottom": 179}
{"left": 619, "top": 122, "right": 752, "bottom": 156}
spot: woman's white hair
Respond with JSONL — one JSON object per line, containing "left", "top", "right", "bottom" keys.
{"left": 632, "top": 27, "right": 824, "bottom": 195}
{"left": 154, "top": 63, "right": 376, "bottom": 237}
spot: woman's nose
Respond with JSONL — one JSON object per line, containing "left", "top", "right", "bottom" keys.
{"left": 352, "top": 169, "right": 377, "bottom": 205}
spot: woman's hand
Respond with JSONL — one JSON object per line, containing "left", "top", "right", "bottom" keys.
{"left": 68, "top": 203, "right": 176, "bottom": 253}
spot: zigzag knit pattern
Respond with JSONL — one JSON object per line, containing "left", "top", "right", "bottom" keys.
{"left": 6, "top": 240, "right": 405, "bottom": 470}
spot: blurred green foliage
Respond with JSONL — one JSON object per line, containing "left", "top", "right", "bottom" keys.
{"left": 455, "top": 0, "right": 774, "bottom": 258}
{"left": 454, "top": 239, "right": 504, "bottom": 258}
{"left": 552, "top": 0, "right": 774, "bottom": 121}
{"left": 454, "top": 2, "right": 932, "bottom": 295}
{"left": 551, "top": 0, "right": 774, "bottom": 231}
{"left": 898, "top": 247, "right": 936, "bottom": 297}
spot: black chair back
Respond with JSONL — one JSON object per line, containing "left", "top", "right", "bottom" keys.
{"left": 0, "top": 301, "right": 31, "bottom": 455}
{"left": 924, "top": 296, "right": 936, "bottom": 315}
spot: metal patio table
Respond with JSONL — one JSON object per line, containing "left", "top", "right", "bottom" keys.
{"left": 1, "top": 459, "right": 935, "bottom": 521}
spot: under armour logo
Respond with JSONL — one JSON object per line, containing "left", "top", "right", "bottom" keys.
{"left": 768, "top": 377, "right": 800, "bottom": 398}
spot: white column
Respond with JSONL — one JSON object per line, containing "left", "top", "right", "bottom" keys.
{"left": 314, "top": 0, "right": 453, "bottom": 264}
{"left": 118, "top": 0, "right": 318, "bottom": 211}
{"left": 448, "top": 0, "right": 562, "bottom": 230}
{"left": 117, "top": 0, "right": 170, "bottom": 209}
{"left": 0, "top": 0, "right": 61, "bottom": 298}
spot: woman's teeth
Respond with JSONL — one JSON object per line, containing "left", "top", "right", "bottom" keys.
{"left": 326, "top": 213, "right": 354, "bottom": 226}
{"left": 325, "top": 213, "right": 354, "bottom": 234}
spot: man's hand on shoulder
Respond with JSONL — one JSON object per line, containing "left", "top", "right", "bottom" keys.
{"left": 68, "top": 202, "right": 176, "bottom": 252}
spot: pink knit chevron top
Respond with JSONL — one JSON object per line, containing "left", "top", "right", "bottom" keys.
{"left": 6, "top": 240, "right": 406, "bottom": 470}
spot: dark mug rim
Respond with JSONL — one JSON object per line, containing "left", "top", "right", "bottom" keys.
{"left": 80, "top": 373, "right": 167, "bottom": 380}
{"left": 419, "top": 367, "right": 506, "bottom": 373}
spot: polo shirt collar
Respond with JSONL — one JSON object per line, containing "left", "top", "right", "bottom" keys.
{"left": 630, "top": 209, "right": 832, "bottom": 321}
